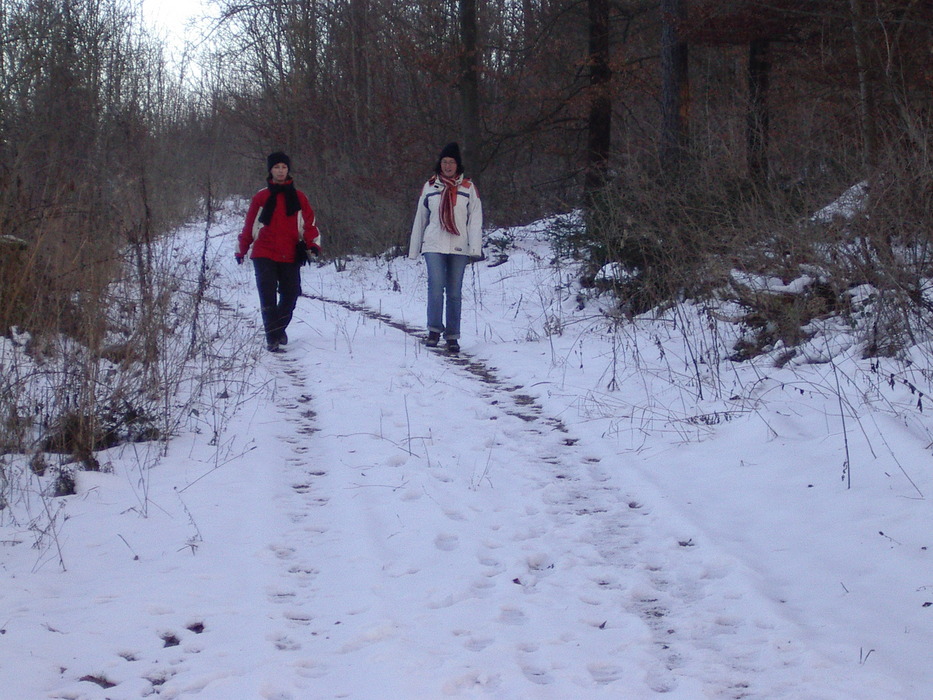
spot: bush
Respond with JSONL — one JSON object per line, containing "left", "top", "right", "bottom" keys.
{"left": 556, "top": 120, "right": 933, "bottom": 362}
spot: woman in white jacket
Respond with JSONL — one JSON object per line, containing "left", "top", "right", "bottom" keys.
{"left": 408, "top": 142, "right": 483, "bottom": 353}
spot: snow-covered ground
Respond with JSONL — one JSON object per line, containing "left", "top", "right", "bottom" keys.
{"left": 2, "top": 204, "right": 931, "bottom": 699}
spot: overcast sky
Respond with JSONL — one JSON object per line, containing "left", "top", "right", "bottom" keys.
{"left": 141, "top": 0, "right": 209, "bottom": 52}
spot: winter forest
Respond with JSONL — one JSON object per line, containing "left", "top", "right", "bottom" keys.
{"left": 2, "top": 0, "right": 933, "bottom": 698}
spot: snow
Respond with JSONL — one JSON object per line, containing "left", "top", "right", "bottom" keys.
{"left": 2, "top": 203, "right": 932, "bottom": 699}
{"left": 811, "top": 181, "right": 868, "bottom": 223}
{"left": 729, "top": 270, "right": 816, "bottom": 295}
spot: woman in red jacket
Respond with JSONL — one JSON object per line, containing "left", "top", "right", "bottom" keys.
{"left": 237, "top": 152, "right": 322, "bottom": 352}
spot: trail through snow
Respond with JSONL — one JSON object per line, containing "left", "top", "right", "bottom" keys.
{"left": 1, "top": 207, "right": 928, "bottom": 699}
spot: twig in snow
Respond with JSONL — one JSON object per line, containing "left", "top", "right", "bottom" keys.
{"left": 831, "top": 360, "right": 853, "bottom": 489}
{"left": 118, "top": 534, "right": 140, "bottom": 561}
{"left": 174, "top": 487, "right": 203, "bottom": 548}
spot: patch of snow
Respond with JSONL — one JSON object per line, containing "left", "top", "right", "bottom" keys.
{"left": 811, "top": 181, "right": 869, "bottom": 223}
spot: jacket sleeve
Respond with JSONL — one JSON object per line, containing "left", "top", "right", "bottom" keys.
{"left": 466, "top": 181, "right": 483, "bottom": 258}
{"left": 238, "top": 191, "right": 265, "bottom": 257}
{"left": 408, "top": 182, "right": 430, "bottom": 260}
{"left": 299, "top": 192, "right": 321, "bottom": 251}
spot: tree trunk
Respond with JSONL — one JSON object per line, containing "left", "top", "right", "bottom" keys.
{"left": 584, "top": 0, "right": 611, "bottom": 201}
{"left": 848, "top": 0, "right": 877, "bottom": 172}
{"left": 660, "top": 0, "right": 689, "bottom": 174}
{"left": 350, "top": 0, "right": 370, "bottom": 148}
{"left": 459, "top": 0, "right": 482, "bottom": 167}
{"left": 747, "top": 38, "right": 770, "bottom": 182}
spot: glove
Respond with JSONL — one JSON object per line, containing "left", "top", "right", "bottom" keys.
{"left": 235, "top": 254, "right": 244, "bottom": 265}
{"left": 306, "top": 244, "right": 322, "bottom": 261}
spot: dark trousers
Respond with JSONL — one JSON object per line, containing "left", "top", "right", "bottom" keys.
{"left": 252, "top": 257, "right": 301, "bottom": 343}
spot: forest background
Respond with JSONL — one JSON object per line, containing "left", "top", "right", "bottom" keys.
{"left": 0, "top": 0, "right": 932, "bottom": 473}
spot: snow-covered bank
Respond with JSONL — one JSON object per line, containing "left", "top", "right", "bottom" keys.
{"left": 1, "top": 208, "right": 931, "bottom": 698}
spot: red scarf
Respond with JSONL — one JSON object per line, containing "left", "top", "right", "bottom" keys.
{"left": 438, "top": 174, "right": 462, "bottom": 235}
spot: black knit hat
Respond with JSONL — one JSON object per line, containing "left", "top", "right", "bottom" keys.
{"left": 435, "top": 142, "right": 463, "bottom": 175}
{"left": 267, "top": 151, "right": 291, "bottom": 173}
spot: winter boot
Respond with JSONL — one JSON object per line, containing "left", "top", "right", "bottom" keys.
{"left": 425, "top": 331, "right": 441, "bottom": 348}
{"left": 446, "top": 338, "right": 460, "bottom": 354}
{"left": 261, "top": 306, "right": 282, "bottom": 352}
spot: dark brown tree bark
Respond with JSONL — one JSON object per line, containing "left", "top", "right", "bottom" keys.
{"left": 848, "top": 0, "right": 878, "bottom": 172}
{"left": 585, "top": 0, "right": 611, "bottom": 199}
{"left": 747, "top": 37, "right": 770, "bottom": 181}
{"left": 459, "top": 0, "right": 482, "bottom": 166}
{"left": 660, "top": 0, "right": 689, "bottom": 173}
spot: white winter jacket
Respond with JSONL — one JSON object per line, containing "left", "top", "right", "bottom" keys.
{"left": 408, "top": 176, "right": 483, "bottom": 259}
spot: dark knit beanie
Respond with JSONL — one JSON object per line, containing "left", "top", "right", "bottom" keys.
{"left": 436, "top": 142, "right": 463, "bottom": 175}
{"left": 267, "top": 151, "right": 291, "bottom": 173}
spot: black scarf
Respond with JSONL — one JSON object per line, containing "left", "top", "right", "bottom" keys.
{"left": 258, "top": 178, "right": 301, "bottom": 225}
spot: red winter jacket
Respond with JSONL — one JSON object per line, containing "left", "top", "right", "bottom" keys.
{"left": 237, "top": 182, "right": 321, "bottom": 263}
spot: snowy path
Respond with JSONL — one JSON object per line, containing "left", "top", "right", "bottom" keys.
{"left": 1, "top": 222, "right": 921, "bottom": 698}
{"left": 138, "top": 289, "right": 894, "bottom": 699}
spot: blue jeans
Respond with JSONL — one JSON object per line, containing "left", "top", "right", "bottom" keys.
{"left": 423, "top": 253, "right": 469, "bottom": 339}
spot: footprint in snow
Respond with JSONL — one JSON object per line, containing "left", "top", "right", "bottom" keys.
{"left": 434, "top": 533, "right": 459, "bottom": 551}
{"left": 270, "top": 544, "right": 296, "bottom": 560}
{"left": 588, "top": 662, "right": 625, "bottom": 685}
{"left": 521, "top": 664, "right": 553, "bottom": 685}
{"left": 287, "top": 564, "right": 319, "bottom": 577}
{"left": 497, "top": 607, "right": 527, "bottom": 625}
{"left": 471, "top": 577, "right": 496, "bottom": 592}
{"left": 284, "top": 610, "right": 313, "bottom": 626}
{"left": 464, "top": 636, "right": 494, "bottom": 652}
{"left": 267, "top": 588, "right": 298, "bottom": 604}
{"left": 268, "top": 632, "right": 301, "bottom": 651}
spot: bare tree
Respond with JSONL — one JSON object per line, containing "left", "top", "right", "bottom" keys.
{"left": 847, "top": 0, "right": 877, "bottom": 172}
{"left": 660, "top": 0, "right": 689, "bottom": 173}
{"left": 747, "top": 37, "right": 769, "bottom": 181}
{"left": 459, "top": 0, "right": 482, "bottom": 165}
{"left": 585, "top": 0, "right": 611, "bottom": 199}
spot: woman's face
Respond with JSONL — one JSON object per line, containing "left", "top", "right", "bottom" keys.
{"left": 440, "top": 157, "right": 458, "bottom": 178}
{"left": 270, "top": 163, "right": 289, "bottom": 183}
